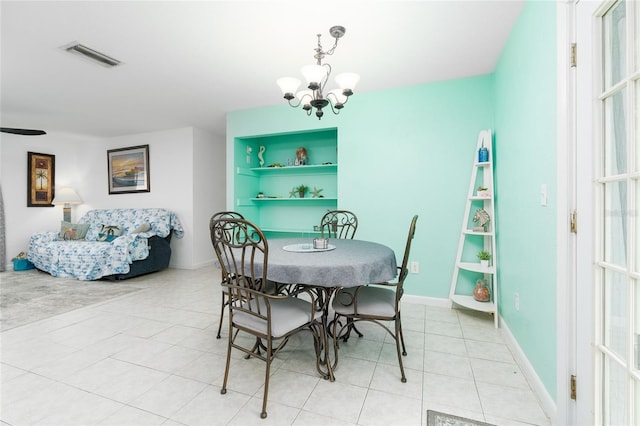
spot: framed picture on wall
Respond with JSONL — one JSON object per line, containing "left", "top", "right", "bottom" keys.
{"left": 107, "top": 144, "right": 150, "bottom": 194}
{"left": 27, "top": 151, "right": 55, "bottom": 207}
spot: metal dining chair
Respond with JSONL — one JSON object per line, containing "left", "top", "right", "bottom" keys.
{"left": 209, "top": 211, "right": 244, "bottom": 339}
{"left": 331, "top": 214, "right": 418, "bottom": 383}
{"left": 320, "top": 210, "right": 358, "bottom": 239}
{"left": 211, "top": 217, "right": 323, "bottom": 419}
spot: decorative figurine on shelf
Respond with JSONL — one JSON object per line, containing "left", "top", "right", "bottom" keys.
{"left": 472, "top": 208, "right": 490, "bottom": 232}
{"left": 295, "top": 147, "right": 307, "bottom": 165}
{"left": 476, "top": 186, "right": 491, "bottom": 198}
{"left": 311, "top": 187, "right": 324, "bottom": 198}
{"left": 258, "top": 145, "right": 266, "bottom": 167}
{"left": 478, "top": 145, "right": 489, "bottom": 163}
{"left": 473, "top": 279, "right": 491, "bottom": 302}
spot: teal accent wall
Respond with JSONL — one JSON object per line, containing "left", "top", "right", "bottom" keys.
{"left": 227, "top": 0, "right": 559, "bottom": 402}
{"left": 493, "top": 1, "right": 558, "bottom": 400}
{"left": 228, "top": 75, "right": 494, "bottom": 299}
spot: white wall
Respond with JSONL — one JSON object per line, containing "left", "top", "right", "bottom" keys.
{"left": 192, "top": 127, "right": 226, "bottom": 268}
{"left": 103, "top": 127, "right": 196, "bottom": 269}
{"left": 0, "top": 126, "right": 225, "bottom": 270}
{"left": 1, "top": 131, "right": 99, "bottom": 264}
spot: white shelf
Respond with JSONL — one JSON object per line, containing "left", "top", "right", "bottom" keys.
{"left": 463, "top": 230, "right": 494, "bottom": 236}
{"left": 449, "top": 129, "right": 499, "bottom": 328}
{"left": 458, "top": 262, "right": 495, "bottom": 274}
{"left": 450, "top": 295, "right": 496, "bottom": 313}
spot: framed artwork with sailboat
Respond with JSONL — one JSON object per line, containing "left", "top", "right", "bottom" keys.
{"left": 107, "top": 145, "right": 150, "bottom": 194}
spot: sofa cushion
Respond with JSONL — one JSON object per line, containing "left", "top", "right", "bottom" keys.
{"left": 59, "top": 221, "right": 90, "bottom": 240}
{"left": 97, "top": 225, "right": 123, "bottom": 242}
{"left": 129, "top": 222, "right": 151, "bottom": 234}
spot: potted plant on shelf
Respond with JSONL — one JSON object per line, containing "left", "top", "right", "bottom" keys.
{"left": 477, "top": 250, "right": 492, "bottom": 268}
{"left": 295, "top": 184, "right": 308, "bottom": 198}
{"left": 477, "top": 186, "right": 491, "bottom": 198}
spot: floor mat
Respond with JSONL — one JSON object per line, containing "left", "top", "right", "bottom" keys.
{"left": 0, "top": 269, "right": 146, "bottom": 331}
{"left": 427, "top": 410, "right": 496, "bottom": 426}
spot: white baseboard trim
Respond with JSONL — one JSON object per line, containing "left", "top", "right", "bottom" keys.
{"left": 169, "top": 259, "right": 215, "bottom": 270}
{"left": 500, "top": 315, "right": 557, "bottom": 423}
{"left": 402, "top": 294, "right": 452, "bottom": 308}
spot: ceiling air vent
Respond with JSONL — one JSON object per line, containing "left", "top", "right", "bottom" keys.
{"left": 63, "top": 42, "right": 121, "bottom": 68}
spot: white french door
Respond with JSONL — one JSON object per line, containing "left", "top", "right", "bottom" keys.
{"left": 576, "top": 0, "right": 640, "bottom": 424}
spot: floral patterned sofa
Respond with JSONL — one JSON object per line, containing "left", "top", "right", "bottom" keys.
{"left": 27, "top": 208, "right": 184, "bottom": 281}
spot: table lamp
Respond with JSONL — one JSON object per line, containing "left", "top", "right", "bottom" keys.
{"left": 52, "top": 187, "right": 82, "bottom": 222}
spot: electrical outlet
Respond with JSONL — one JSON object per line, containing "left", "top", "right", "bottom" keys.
{"left": 514, "top": 292, "right": 520, "bottom": 311}
{"left": 540, "top": 184, "right": 548, "bottom": 207}
{"left": 410, "top": 261, "right": 419, "bottom": 274}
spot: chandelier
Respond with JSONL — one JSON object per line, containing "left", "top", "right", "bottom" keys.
{"left": 276, "top": 26, "right": 360, "bottom": 119}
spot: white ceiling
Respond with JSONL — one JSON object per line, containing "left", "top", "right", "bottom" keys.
{"left": 1, "top": 1, "right": 525, "bottom": 138}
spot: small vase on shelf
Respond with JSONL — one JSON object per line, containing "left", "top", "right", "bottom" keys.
{"left": 473, "top": 279, "right": 490, "bottom": 302}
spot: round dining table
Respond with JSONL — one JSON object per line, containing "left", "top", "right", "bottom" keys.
{"left": 262, "top": 237, "right": 398, "bottom": 381}
{"left": 264, "top": 237, "right": 398, "bottom": 287}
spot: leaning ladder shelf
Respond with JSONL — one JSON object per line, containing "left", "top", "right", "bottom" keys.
{"left": 449, "top": 129, "right": 499, "bottom": 328}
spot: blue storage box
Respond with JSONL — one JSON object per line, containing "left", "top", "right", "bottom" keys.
{"left": 13, "top": 259, "right": 35, "bottom": 271}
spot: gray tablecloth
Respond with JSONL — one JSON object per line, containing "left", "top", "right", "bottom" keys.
{"left": 265, "top": 238, "right": 397, "bottom": 287}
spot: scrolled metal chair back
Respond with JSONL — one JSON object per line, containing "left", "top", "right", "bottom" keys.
{"left": 396, "top": 215, "right": 418, "bottom": 296}
{"left": 209, "top": 211, "right": 244, "bottom": 245}
{"left": 320, "top": 210, "right": 358, "bottom": 239}
{"left": 211, "top": 218, "right": 268, "bottom": 292}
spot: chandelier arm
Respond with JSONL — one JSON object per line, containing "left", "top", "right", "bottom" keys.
{"left": 326, "top": 100, "right": 341, "bottom": 115}
{"left": 286, "top": 97, "right": 303, "bottom": 108}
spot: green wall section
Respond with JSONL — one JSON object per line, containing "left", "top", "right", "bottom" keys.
{"left": 228, "top": 75, "right": 494, "bottom": 300}
{"left": 227, "top": 0, "right": 558, "bottom": 402}
{"left": 493, "top": 1, "right": 558, "bottom": 400}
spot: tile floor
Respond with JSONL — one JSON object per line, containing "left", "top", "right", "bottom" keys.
{"left": 1, "top": 266, "right": 550, "bottom": 426}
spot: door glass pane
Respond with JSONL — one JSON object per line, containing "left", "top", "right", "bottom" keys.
{"left": 604, "top": 0, "right": 626, "bottom": 89}
{"left": 637, "top": 179, "right": 640, "bottom": 273}
{"left": 603, "top": 90, "right": 627, "bottom": 176}
{"left": 636, "top": 279, "right": 640, "bottom": 371}
{"left": 603, "top": 269, "right": 626, "bottom": 358}
{"left": 637, "top": 81, "right": 640, "bottom": 172}
{"left": 604, "top": 181, "right": 627, "bottom": 266}
{"left": 636, "top": 1, "right": 639, "bottom": 72}
{"left": 604, "top": 357, "right": 628, "bottom": 426}
{"left": 636, "top": 379, "right": 640, "bottom": 426}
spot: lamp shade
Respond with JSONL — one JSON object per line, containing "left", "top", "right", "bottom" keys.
{"left": 52, "top": 187, "right": 82, "bottom": 205}
{"left": 335, "top": 72, "right": 360, "bottom": 91}
{"left": 300, "top": 65, "right": 327, "bottom": 87}
{"left": 276, "top": 77, "right": 301, "bottom": 96}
